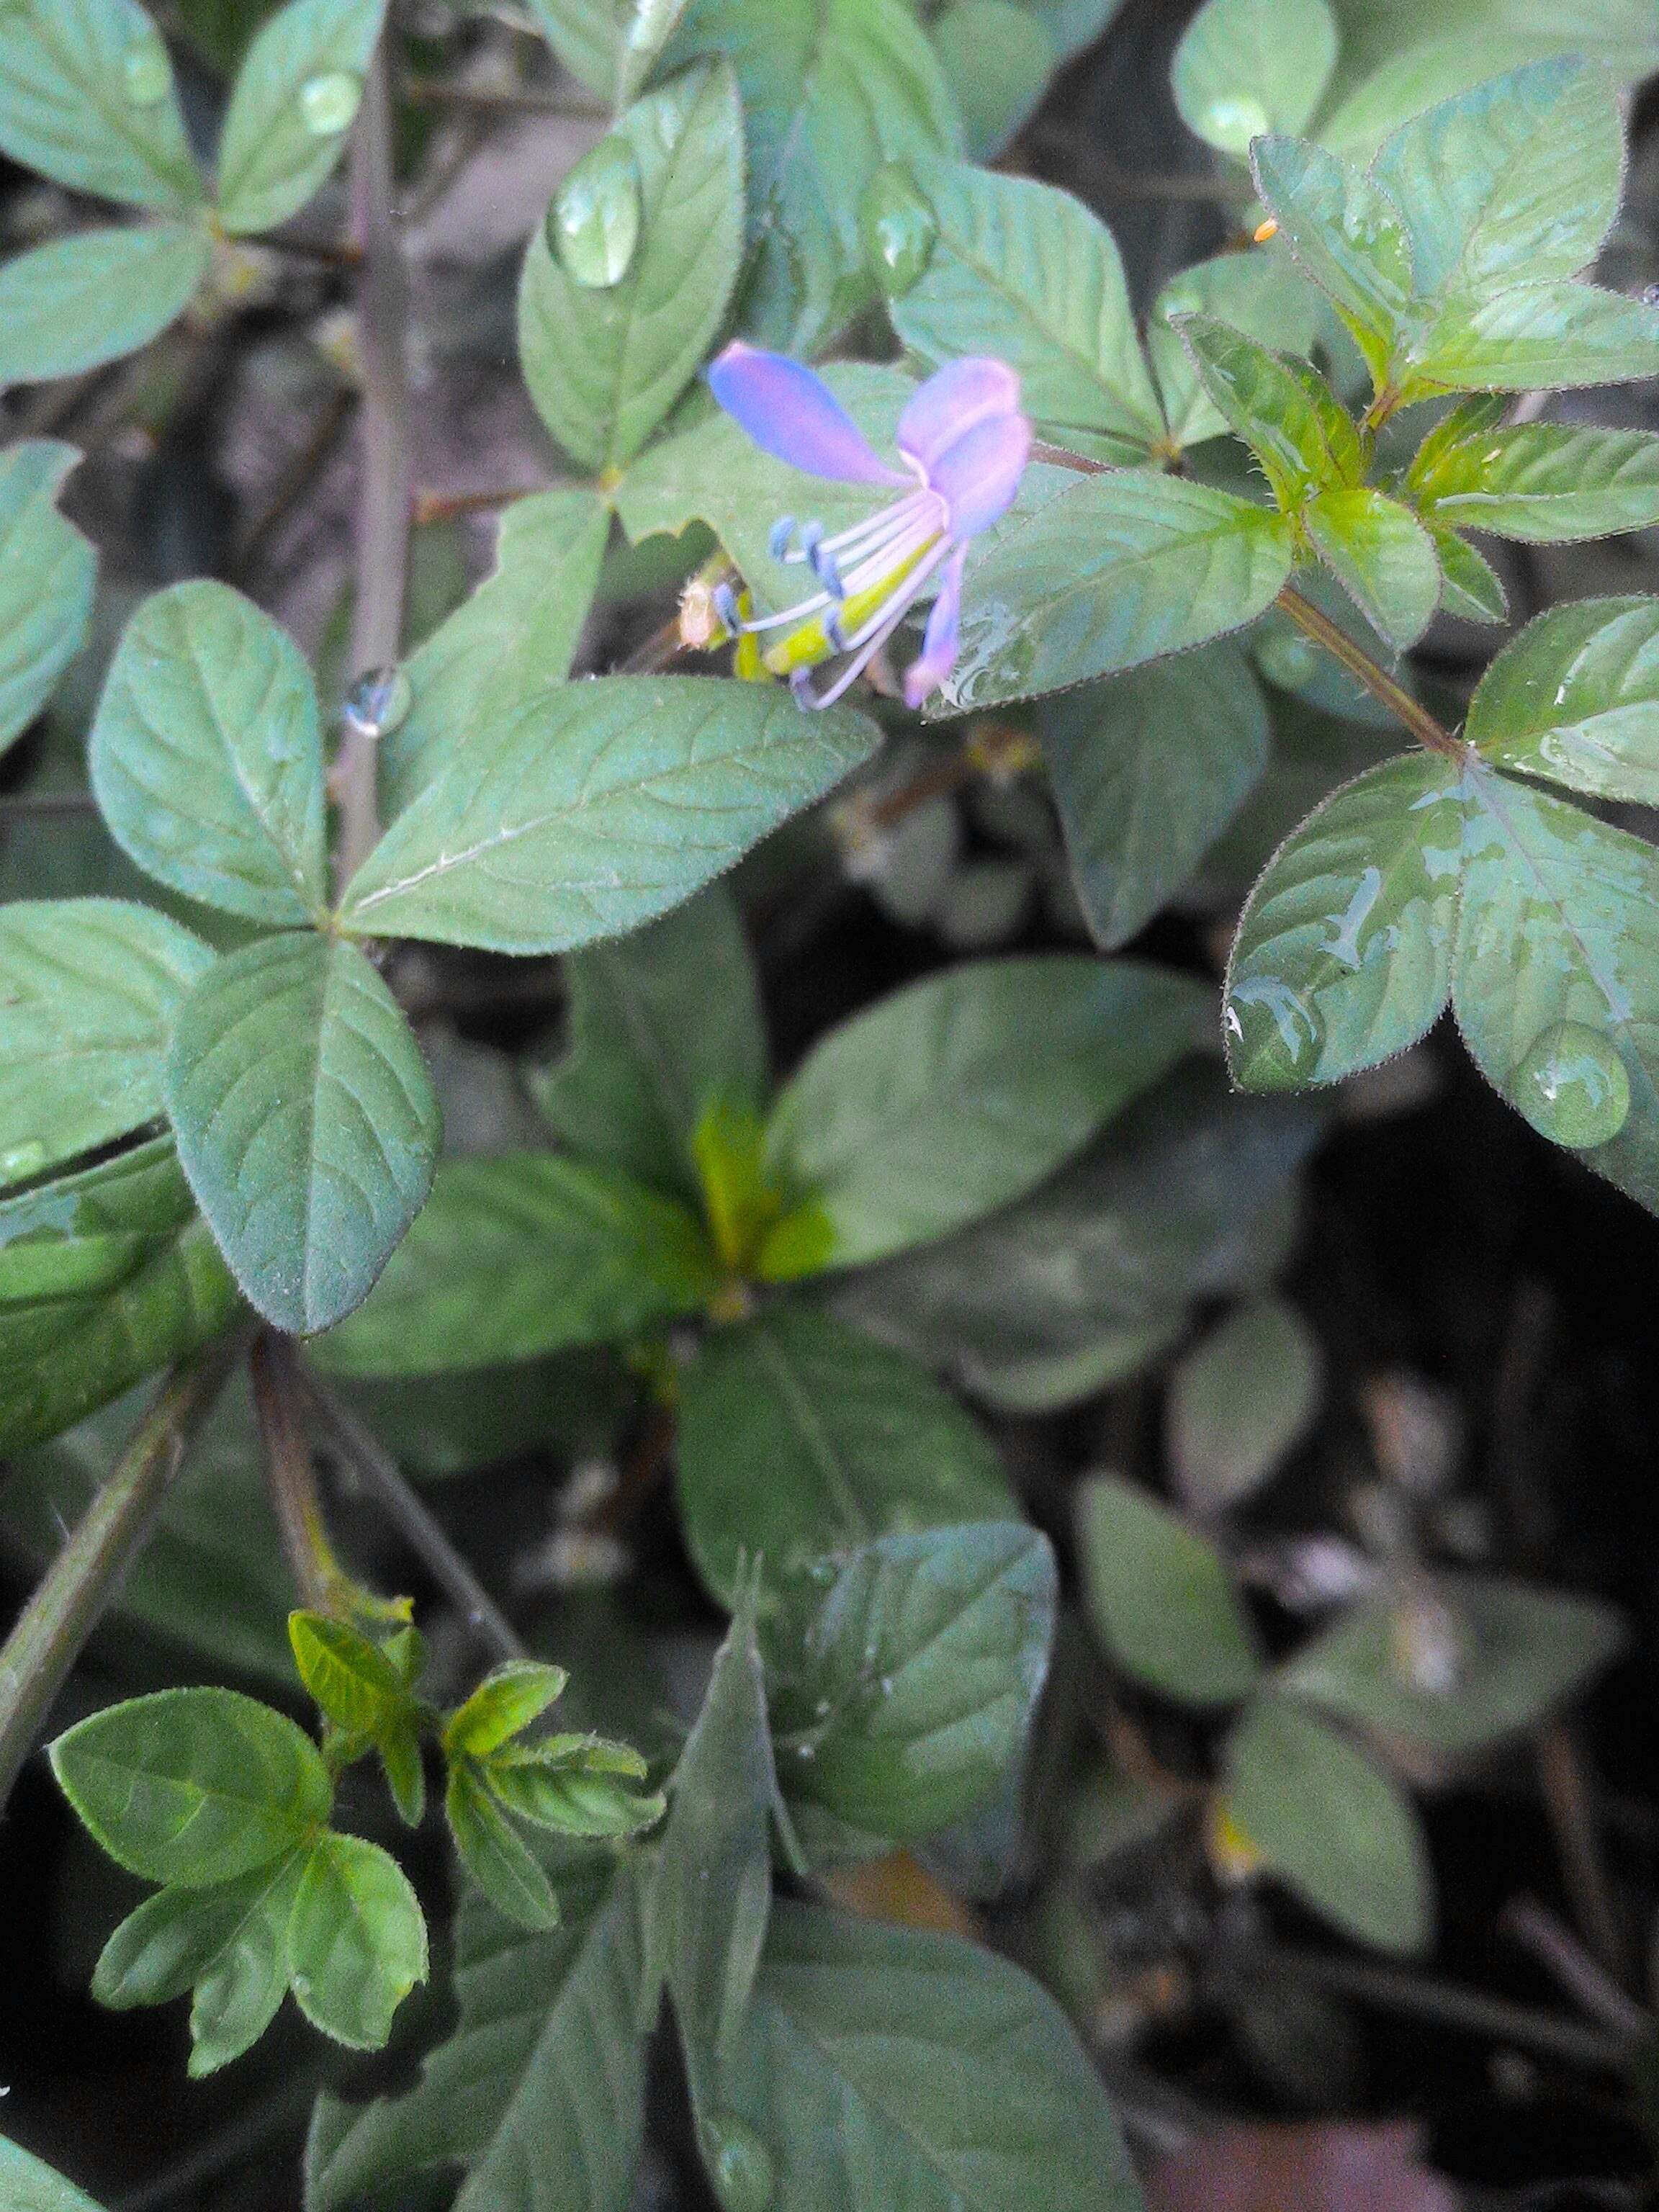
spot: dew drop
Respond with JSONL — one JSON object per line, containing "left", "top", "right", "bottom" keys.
{"left": 549, "top": 135, "right": 644, "bottom": 289}
{"left": 300, "top": 70, "right": 364, "bottom": 138}
{"left": 122, "top": 32, "right": 172, "bottom": 106}
{"left": 1253, "top": 622, "right": 1320, "bottom": 693}
{"left": 860, "top": 163, "right": 937, "bottom": 297}
{"left": 703, "top": 2113, "right": 775, "bottom": 2212}
{"left": 1200, "top": 94, "right": 1271, "bottom": 153}
{"left": 1224, "top": 976, "right": 1324, "bottom": 1088}
{"left": 1514, "top": 1020, "right": 1629, "bottom": 1148}
{"left": 342, "top": 665, "right": 413, "bottom": 741}
{"left": 0, "top": 1138, "right": 48, "bottom": 1182}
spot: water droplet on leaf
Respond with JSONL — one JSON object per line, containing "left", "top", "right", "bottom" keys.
{"left": 861, "top": 164, "right": 937, "bottom": 296}
{"left": 550, "top": 136, "right": 643, "bottom": 289}
{"left": 0, "top": 1138, "right": 48, "bottom": 1181}
{"left": 342, "top": 665, "right": 413, "bottom": 741}
{"left": 1224, "top": 978, "right": 1324, "bottom": 1088}
{"left": 1200, "top": 94, "right": 1270, "bottom": 151}
{"left": 1514, "top": 1020, "right": 1629, "bottom": 1148}
{"left": 703, "top": 2113, "right": 775, "bottom": 2212}
{"left": 122, "top": 32, "right": 172, "bottom": 105}
{"left": 300, "top": 71, "right": 364, "bottom": 138}
{"left": 1254, "top": 623, "right": 1320, "bottom": 693}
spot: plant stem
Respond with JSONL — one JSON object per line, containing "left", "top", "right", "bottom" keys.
{"left": 297, "top": 1369, "right": 527, "bottom": 1664}
{"left": 1275, "top": 583, "right": 1465, "bottom": 760}
{"left": 336, "top": 35, "right": 413, "bottom": 894}
{"left": 0, "top": 792, "right": 99, "bottom": 819}
{"left": 1029, "top": 438, "right": 1109, "bottom": 475}
{"left": 250, "top": 1330, "right": 346, "bottom": 1615}
{"left": 0, "top": 1343, "right": 240, "bottom": 1812}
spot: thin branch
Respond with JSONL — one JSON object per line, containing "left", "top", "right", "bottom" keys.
{"left": 0, "top": 792, "right": 99, "bottom": 819}
{"left": 1501, "top": 1894, "right": 1649, "bottom": 2039}
{"left": 1275, "top": 584, "right": 1465, "bottom": 760}
{"left": 1535, "top": 1719, "right": 1628, "bottom": 1984}
{"left": 250, "top": 1330, "right": 344, "bottom": 1614}
{"left": 0, "top": 1342, "right": 240, "bottom": 1812}
{"left": 1029, "top": 437, "right": 1109, "bottom": 475}
{"left": 412, "top": 482, "right": 543, "bottom": 528}
{"left": 235, "top": 385, "right": 359, "bottom": 584}
{"left": 404, "top": 78, "right": 608, "bottom": 120}
{"left": 297, "top": 1370, "right": 527, "bottom": 1665}
{"left": 336, "top": 35, "right": 414, "bottom": 894}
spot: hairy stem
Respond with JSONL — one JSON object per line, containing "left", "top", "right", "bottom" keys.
{"left": 336, "top": 37, "right": 413, "bottom": 894}
{"left": 1274, "top": 584, "right": 1464, "bottom": 760}
{"left": 250, "top": 1330, "right": 347, "bottom": 1615}
{"left": 0, "top": 1343, "right": 240, "bottom": 1812}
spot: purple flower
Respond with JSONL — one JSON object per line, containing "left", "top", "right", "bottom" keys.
{"left": 703, "top": 343, "right": 1031, "bottom": 709}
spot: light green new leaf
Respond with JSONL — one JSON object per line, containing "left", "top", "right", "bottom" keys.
{"left": 1468, "top": 597, "right": 1659, "bottom": 806}
{"left": 1225, "top": 751, "right": 1465, "bottom": 1089}
{"left": 0, "top": 2136, "right": 109, "bottom": 2212}
{"left": 0, "top": 1141, "right": 240, "bottom": 1453}
{"left": 720, "top": 1903, "right": 1141, "bottom": 2211}
{"left": 1283, "top": 1570, "right": 1625, "bottom": 1755}
{"left": 163, "top": 932, "right": 441, "bottom": 1335}
{"left": 50, "top": 1686, "right": 332, "bottom": 1886}
{"left": 767, "top": 956, "right": 1208, "bottom": 1269}
{"left": 287, "top": 1830, "right": 428, "bottom": 2049}
{"left": 1408, "top": 422, "right": 1659, "bottom": 545}
{"left": 1412, "top": 279, "right": 1659, "bottom": 395}
{"left": 929, "top": 0, "right": 1056, "bottom": 162}
{"left": 0, "top": 443, "right": 96, "bottom": 763}
{"left": 1166, "top": 1295, "right": 1322, "bottom": 1511}
{"left": 445, "top": 1763, "right": 560, "bottom": 1933}
{"left": 1225, "top": 1696, "right": 1432, "bottom": 1954}
{"left": 1077, "top": 1475, "right": 1262, "bottom": 1705}
{"left": 1249, "top": 135, "right": 1414, "bottom": 390}
{"left": 289, "top": 1611, "right": 413, "bottom": 1738}
{"left": 1453, "top": 763, "right": 1659, "bottom": 1208}
{"left": 339, "top": 676, "right": 878, "bottom": 956}
{"left": 1432, "top": 525, "right": 1509, "bottom": 625}
{"left": 307, "top": 1851, "right": 646, "bottom": 2212}
{"left": 91, "top": 581, "right": 328, "bottom": 924}
{"left": 665, "top": 0, "right": 958, "bottom": 354}
{"left": 948, "top": 472, "right": 1294, "bottom": 710}
{"left": 1172, "top": 0, "right": 1336, "bottom": 158}
{"left": 1175, "top": 315, "right": 1362, "bottom": 512}
{"left": 0, "top": 222, "right": 210, "bottom": 388}
{"left": 1150, "top": 243, "right": 1326, "bottom": 451}
{"left": 0, "top": 898, "right": 214, "bottom": 1186}
{"left": 883, "top": 157, "right": 1164, "bottom": 464}
{"left": 521, "top": 62, "right": 745, "bottom": 472}
{"left": 536, "top": 882, "right": 768, "bottom": 1206}
{"left": 313, "top": 1152, "right": 715, "bottom": 1375}
{"left": 769, "top": 1524, "right": 1056, "bottom": 1843}
{"left": 215, "top": 0, "right": 390, "bottom": 235}
{"left": 1303, "top": 487, "right": 1441, "bottom": 650}
{"left": 0, "top": 0, "right": 202, "bottom": 211}
{"left": 1042, "top": 642, "right": 1269, "bottom": 949}
{"left": 379, "top": 488, "right": 611, "bottom": 822}
{"left": 676, "top": 1308, "right": 1015, "bottom": 1605}
{"left": 446, "top": 1660, "right": 570, "bottom": 1758}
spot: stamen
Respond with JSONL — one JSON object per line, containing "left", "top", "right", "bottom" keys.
{"left": 810, "top": 541, "right": 846, "bottom": 601}
{"left": 732, "top": 584, "right": 835, "bottom": 636}
{"left": 768, "top": 516, "right": 796, "bottom": 560}
{"left": 802, "top": 538, "right": 954, "bottom": 710}
{"left": 714, "top": 583, "right": 742, "bottom": 631}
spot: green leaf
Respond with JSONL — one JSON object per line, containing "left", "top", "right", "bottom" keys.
{"left": 0, "top": 0, "right": 203, "bottom": 211}
{"left": 1467, "top": 597, "right": 1659, "bottom": 806}
{"left": 91, "top": 581, "right": 328, "bottom": 926}
{"left": 1303, "top": 486, "right": 1441, "bottom": 650}
{"left": 0, "top": 2137, "right": 108, "bottom": 2212}
{"left": 535, "top": 882, "right": 767, "bottom": 1208}
{"left": 50, "top": 1686, "right": 332, "bottom": 1885}
{"left": 769, "top": 1524, "right": 1056, "bottom": 1843}
{"left": 1175, "top": 315, "right": 1361, "bottom": 512}
{"left": 188, "top": 1849, "right": 303, "bottom": 2072}
{"left": 521, "top": 63, "right": 745, "bottom": 472}
{"left": 1172, "top": 0, "right": 1337, "bottom": 158}
{"left": 527, "top": 0, "right": 692, "bottom": 104}
{"left": 379, "top": 488, "right": 611, "bottom": 822}
{"left": 665, "top": 0, "right": 959, "bottom": 354}
{"left": 1431, "top": 523, "right": 1508, "bottom": 624}
{"left": 1077, "top": 1475, "right": 1263, "bottom": 1705}
{"left": 1282, "top": 1570, "right": 1626, "bottom": 1755}
{"left": 338, "top": 676, "right": 878, "bottom": 956}
{"left": 0, "top": 443, "right": 96, "bottom": 760}
{"left": 1406, "top": 420, "right": 1659, "bottom": 545}
{"left": 1149, "top": 243, "right": 1326, "bottom": 451}
{"left": 1224, "top": 1696, "right": 1432, "bottom": 1953}
{"left": 0, "top": 1139, "right": 240, "bottom": 1453}
{"left": 287, "top": 1830, "right": 428, "bottom": 2049}
{"left": 719, "top": 1902, "right": 1141, "bottom": 2211}
{"left": 1041, "top": 642, "right": 1269, "bottom": 950}
{"left": 0, "top": 898, "right": 214, "bottom": 1187}
{"left": 1452, "top": 763, "right": 1659, "bottom": 1200}
{"left": 446, "top": 1761, "right": 560, "bottom": 1932}
{"left": 0, "top": 222, "right": 210, "bottom": 388}
{"left": 1249, "top": 136, "right": 1415, "bottom": 390}
{"left": 289, "top": 1611, "right": 414, "bottom": 1737}
{"left": 948, "top": 472, "right": 1295, "bottom": 710}
{"left": 307, "top": 1850, "right": 647, "bottom": 2212}
{"left": 929, "top": 0, "right": 1056, "bottom": 162}
{"left": 1411, "top": 279, "right": 1659, "bottom": 395}
{"left": 1166, "top": 1295, "right": 1322, "bottom": 1511}
{"left": 1224, "top": 750, "right": 1464, "bottom": 1090}
{"left": 163, "top": 932, "right": 440, "bottom": 1335}
{"left": 446, "top": 1660, "right": 570, "bottom": 1758}
{"left": 881, "top": 156, "right": 1164, "bottom": 464}
{"left": 483, "top": 1748, "right": 662, "bottom": 1840}
{"left": 214, "top": 0, "right": 390, "bottom": 235}
{"left": 765, "top": 956, "right": 1208, "bottom": 1269}
{"left": 644, "top": 1581, "right": 778, "bottom": 2083}
{"left": 313, "top": 1153, "right": 714, "bottom": 1375}
{"left": 676, "top": 1308, "right": 1016, "bottom": 1605}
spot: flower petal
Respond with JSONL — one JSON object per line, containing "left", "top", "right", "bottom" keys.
{"left": 903, "top": 543, "right": 968, "bottom": 709}
{"left": 708, "top": 343, "right": 907, "bottom": 486}
{"left": 897, "top": 357, "right": 1022, "bottom": 476}
{"left": 926, "top": 411, "right": 1032, "bottom": 538}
